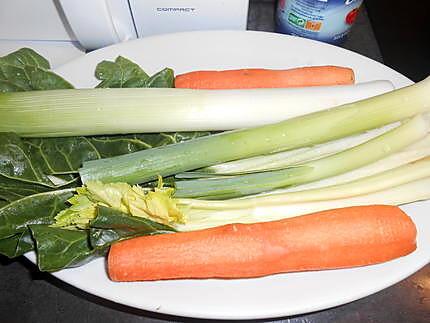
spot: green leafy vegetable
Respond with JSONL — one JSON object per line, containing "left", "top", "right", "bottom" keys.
{"left": 89, "top": 206, "right": 175, "bottom": 249}
{"left": 0, "top": 175, "right": 51, "bottom": 203}
{"left": 30, "top": 225, "right": 101, "bottom": 272}
{"left": 0, "top": 48, "right": 73, "bottom": 92}
{"left": 0, "top": 132, "right": 76, "bottom": 187}
{"left": 85, "top": 132, "right": 211, "bottom": 158}
{"left": 95, "top": 56, "right": 149, "bottom": 88}
{"left": 0, "top": 49, "right": 192, "bottom": 270}
{"left": 144, "top": 68, "right": 174, "bottom": 88}
{"left": 0, "top": 230, "right": 33, "bottom": 258}
{"left": 23, "top": 136, "right": 102, "bottom": 174}
{"left": 95, "top": 56, "right": 174, "bottom": 88}
{"left": 0, "top": 189, "right": 74, "bottom": 240}
{"left": 29, "top": 205, "right": 176, "bottom": 271}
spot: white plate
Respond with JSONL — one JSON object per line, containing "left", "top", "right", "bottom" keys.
{"left": 27, "top": 30, "right": 430, "bottom": 320}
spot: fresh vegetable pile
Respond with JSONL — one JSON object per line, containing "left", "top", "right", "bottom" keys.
{"left": 0, "top": 48, "right": 429, "bottom": 281}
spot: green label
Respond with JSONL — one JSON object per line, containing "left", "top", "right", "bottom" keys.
{"left": 288, "top": 12, "right": 306, "bottom": 28}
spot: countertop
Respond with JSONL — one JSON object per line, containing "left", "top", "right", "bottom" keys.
{"left": 1, "top": 1, "right": 429, "bottom": 322}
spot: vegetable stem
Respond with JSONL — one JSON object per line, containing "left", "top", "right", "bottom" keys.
{"left": 80, "top": 78, "right": 430, "bottom": 185}
{"left": 174, "top": 115, "right": 429, "bottom": 199}
{"left": 180, "top": 123, "right": 399, "bottom": 176}
{"left": 0, "top": 81, "right": 393, "bottom": 137}
{"left": 176, "top": 176, "right": 430, "bottom": 231}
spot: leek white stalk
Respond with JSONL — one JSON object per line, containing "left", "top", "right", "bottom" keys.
{"left": 176, "top": 176, "right": 430, "bottom": 231}
{"left": 0, "top": 81, "right": 393, "bottom": 137}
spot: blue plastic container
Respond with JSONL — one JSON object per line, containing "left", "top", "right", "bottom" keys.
{"left": 276, "top": 0, "right": 364, "bottom": 45}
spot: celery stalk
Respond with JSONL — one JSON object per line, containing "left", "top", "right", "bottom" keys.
{"left": 176, "top": 176, "right": 430, "bottom": 231}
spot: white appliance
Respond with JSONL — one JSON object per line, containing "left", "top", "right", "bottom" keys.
{"left": 0, "top": 0, "right": 249, "bottom": 67}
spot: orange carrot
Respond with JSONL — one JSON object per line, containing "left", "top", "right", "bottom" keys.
{"left": 108, "top": 205, "right": 416, "bottom": 282}
{"left": 174, "top": 66, "right": 355, "bottom": 89}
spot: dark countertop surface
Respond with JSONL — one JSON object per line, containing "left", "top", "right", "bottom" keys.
{"left": 1, "top": 1, "right": 429, "bottom": 322}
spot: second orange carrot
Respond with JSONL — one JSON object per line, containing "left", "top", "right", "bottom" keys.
{"left": 174, "top": 66, "right": 355, "bottom": 89}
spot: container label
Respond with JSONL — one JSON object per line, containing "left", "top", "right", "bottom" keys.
{"left": 277, "top": 0, "right": 363, "bottom": 45}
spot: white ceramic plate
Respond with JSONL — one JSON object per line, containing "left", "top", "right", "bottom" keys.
{"left": 26, "top": 31, "right": 430, "bottom": 320}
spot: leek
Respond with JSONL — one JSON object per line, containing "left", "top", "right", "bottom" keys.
{"left": 174, "top": 115, "right": 429, "bottom": 198}
{"left": 80, "top": 78, "right": 430, "bottom": 185}
{"left": 0, "top": 81, "right": 393, "bottom": 137}
{"left": 179, "top": 122, "right": 399, "bottom": 177}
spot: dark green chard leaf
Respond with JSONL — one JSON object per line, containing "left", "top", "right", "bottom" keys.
{"left": 0, "top": 132, "right": 54, "bottom": 186}
{"left": 89, "top": 206, "right": 175, "bottom": 249}
{"left": 0, "top": 132, "right": 77, "bottom": 187}
{"left": 0, "top": 230, "right": 33, "bottom": 258}
{"left": 0, "top": 50, "right": 197, "bottom": 270}
{"left": 0, "top": 48, "right": 73, "bottom": 92}
{"left": 0, "top": 189, "right": 74, "bottom": 240}
{"left": 0, "top": 175, "right": 51, "bottom": 203}
{"left": 22, "top": 136, "right": 101, "bottom": 174}
{"left": 95, "top": 56, "right": 149, "bottom": 88}
{"left": 83, "top": 131, "right": 211, "bottom": 159}
{"left": 95, "top": 55, "right": 174, "bottom": 88}
{"left": 145, "top": 68, "right": 174, "bottom": 88}
{"left": 30, "top": 225, "right": 103, "bottom": 272}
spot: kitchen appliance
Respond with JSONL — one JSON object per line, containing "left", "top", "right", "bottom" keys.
{"left": 0, "top": 0, "right": 249, "bottom": 66}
